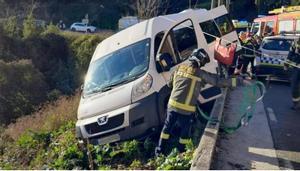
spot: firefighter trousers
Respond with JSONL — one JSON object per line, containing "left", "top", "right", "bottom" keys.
{"left": 157, "top": 110, "right": 193, "bottom": 153}
{"left": 241, "top": 57, "right": 255, "bottom": 74}
{"left": 291, "top": 68, "right": 300, "bottom": 104}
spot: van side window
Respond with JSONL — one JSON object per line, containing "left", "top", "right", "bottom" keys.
{"left": 215, "top": 14, "right": 234, "bottom": 35}
{"left": 172, "top": 20, "right": 198, "bottom": 61}
{"left": 154, "top": 31, "right": 165, "bottom": 57}
{"left": 200, "top": 20, "right": 221, "bottom": 44}
{"left": 158, "top": 20, "right": 197, "bottom": 64}
{"left": 297, "top": 20, "right": 300, "bottom": 31}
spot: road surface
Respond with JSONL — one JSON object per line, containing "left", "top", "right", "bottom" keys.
{"left": 263, "top": 81, "right": 300, "bottom": 169}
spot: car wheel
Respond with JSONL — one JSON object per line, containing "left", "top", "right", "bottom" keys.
{"left": 87, "top": 29, "right": 91, "bottom": 33}
{"left": 71, "top": 28, "right": 76, "bottom": 32}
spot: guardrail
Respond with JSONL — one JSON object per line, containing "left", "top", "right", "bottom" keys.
{"left": 191, "top": 88, "right": 228, "bottom": 170}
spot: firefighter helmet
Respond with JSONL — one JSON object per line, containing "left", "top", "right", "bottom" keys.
{"left": 189, "top": 48, "right": 210, "bottom": 68}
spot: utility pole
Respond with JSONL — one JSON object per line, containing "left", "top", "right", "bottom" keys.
{"left": 211, "top": 0, "right": 215, "bottom": 9}
{"left": 211, "top": 0, "right": 230, "bottom": 11}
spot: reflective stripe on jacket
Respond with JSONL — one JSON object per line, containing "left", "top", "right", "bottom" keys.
{"left": 241, "top": 39, "right": 255, "bottom": 58}
{"left": 167, "top": 62, "right": 241, "bottom": 115}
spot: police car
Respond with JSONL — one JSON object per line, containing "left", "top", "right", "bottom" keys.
{"left": 255, "top": 34, "right": 299, "bottom": 80}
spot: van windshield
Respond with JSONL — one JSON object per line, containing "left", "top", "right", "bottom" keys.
{"left": 83, "top": 39, "right": 150, "bottom": 96}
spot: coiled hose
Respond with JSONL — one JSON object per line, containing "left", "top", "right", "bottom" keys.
{"left": 196, "top": 81, "right": 266, "bottom": 134}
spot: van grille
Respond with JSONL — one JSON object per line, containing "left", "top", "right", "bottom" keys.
{"left": 85, "top": 113, "right": 124, "bottom": 134}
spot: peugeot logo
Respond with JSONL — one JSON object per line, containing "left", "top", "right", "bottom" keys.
{"left": 97, "top": 116, "right": 108, "bottom": 125}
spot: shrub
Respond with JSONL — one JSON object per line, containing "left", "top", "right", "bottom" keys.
{"left": 0, "top": 60, "right": 48, "bottom": 125}
{"left": 69, "top": 34, "right": 106, "bottom": 75}
{"left": 26, "top": 33, "right": 78, "bottom": 94}
{"left": 42, "top": 23, "right": 60, "bottom": 35}
{"left": 23, "top": 13, "right": 43, "bottom": 39}
{"left": 0, "top": 30, "right": 27, "bottom": 62}
{"left": 3, "top": 16, "right": 21, "bottom": 39}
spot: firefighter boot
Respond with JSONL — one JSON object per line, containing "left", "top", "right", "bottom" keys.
{"left": 155, "top": 138, "right": 169, "bottom": 156}
{"left": 291, "top": 101, "right": 300, "bottom": 111}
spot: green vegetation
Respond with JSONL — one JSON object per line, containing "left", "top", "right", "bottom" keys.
{"left": 0, "top": 60, "right": 48, "bottom": 124}
{"left": 0, "top": 93, "right": 197, "bottom": 169}
{"left": 0, "top": 13, "right": 112, "bottom": 126}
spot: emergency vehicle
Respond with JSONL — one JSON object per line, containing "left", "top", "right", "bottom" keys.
{"left": 250, "top": 6, "right": 300, "bottom": 37}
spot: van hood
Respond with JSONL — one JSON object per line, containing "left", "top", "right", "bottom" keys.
{"left": 77, "top": 83, "right": 133, "bottom": 120}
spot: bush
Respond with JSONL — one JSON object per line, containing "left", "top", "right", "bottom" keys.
{"left": 69, "top": 34, "right": 108, "bottom": 75}
{"left": 0, "top": 30, "right": 27, "bottom": 62}
{"left": 26, "top": 33, "right": 78, "bottom": 94}
{"left": 0, "top": 60, "right": 48, "bottom": 125}
{"left": 23, "top": 13, "right": 44, "bottom": 39}
{"left": 3, "top": 16, "right": 21, "bottom": 39}
{"left": 42, "top": 23, "right": 60, "bottom": 35}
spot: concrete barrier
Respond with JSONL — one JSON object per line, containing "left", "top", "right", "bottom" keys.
{"left": 191, "top": 88, "right": 227, "bottom": 170}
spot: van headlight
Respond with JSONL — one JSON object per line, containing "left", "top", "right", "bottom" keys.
{"left": 131, "top": 74, "right": 153, "bottom": 102}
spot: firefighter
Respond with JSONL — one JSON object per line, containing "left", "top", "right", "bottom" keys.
{"left": 240, "top": 35, "right": 256, "bottom": 78}
{"left": 287, "top": 38, "right": 300, "bottom": 110}
{"left": 155, "top": 49, "right": 250, "bottom": 156}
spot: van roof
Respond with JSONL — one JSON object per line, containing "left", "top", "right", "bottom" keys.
{"left": 91, "top": 8, "right": 209, "bottom": 62}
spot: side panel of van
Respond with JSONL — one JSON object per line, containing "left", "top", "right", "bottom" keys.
{"left": 155, "top": 6, "right": 239, "bottom": 104}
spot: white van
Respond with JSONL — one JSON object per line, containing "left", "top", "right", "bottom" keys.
{"left": 76, "top": 6, "right": 240, "bottom": 144}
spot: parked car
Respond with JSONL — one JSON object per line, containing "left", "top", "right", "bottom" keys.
{"left": 70, "top": 22, "right": 97, "bottom": 33}
{"left": 75, "top": 6, "right": 241, "bottom": 145}
{"left": 255, "top": 34, "right": 299, "bottom": 80}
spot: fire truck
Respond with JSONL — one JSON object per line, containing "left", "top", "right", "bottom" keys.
{"left": 250, "top": 6, "right": 300, "bottom": 37}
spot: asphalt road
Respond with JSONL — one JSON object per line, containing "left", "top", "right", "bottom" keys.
{"left": 263, "top": 81, "right": 300, "bottom": 169}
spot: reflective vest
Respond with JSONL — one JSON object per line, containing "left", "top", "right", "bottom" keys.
{"left": 168, "top": 63, "right": 239, "bottom": 115}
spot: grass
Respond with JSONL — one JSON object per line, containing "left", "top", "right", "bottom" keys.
{"left": 3, "top": 92, "right": 80, "bottom": 140}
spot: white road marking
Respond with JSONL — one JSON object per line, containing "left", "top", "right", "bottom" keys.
{"left": 267, "top": 107, "right": 278, "bottom": 122}
{"left": 249, "top": 147, "right": 297, "bottom": 170}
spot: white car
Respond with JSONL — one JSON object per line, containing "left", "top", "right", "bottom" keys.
{"left": 70, "top": 22, "right": 97, "bottom": 33}
{"left": 256, "top": 35, "right": 298, "bottom": 79}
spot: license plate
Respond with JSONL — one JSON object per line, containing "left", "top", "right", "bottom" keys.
{"left": 97, "top": 134, "right": 120, "bottom": 145}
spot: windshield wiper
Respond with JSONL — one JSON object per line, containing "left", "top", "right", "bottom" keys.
{"left": 103, "top": 76, "right": 138, "bottom": 88}
{"left": 87, "top": 75, "right": 141, "bottom": 96}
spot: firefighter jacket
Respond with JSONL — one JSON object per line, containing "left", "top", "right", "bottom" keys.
{"left": 167, "top": 62, "right": 242, "bottom": 115}
{"left": 288, "top": 40, "right": 300, "bottom": 65}
{"left": 241, "top": 39, "right": 255, "bottom": 58}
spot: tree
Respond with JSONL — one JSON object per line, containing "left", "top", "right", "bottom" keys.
{"left": 136, "top": 0, "right": 170, "bottom": 19}
{"left": 0, "top": 60, "right": 48, "bottom": 124}
{"left": 291, "top": 0, "right": 300, "bottom": 5}
{"left": 26, "top": 33, "right": 77, "bottom": 94}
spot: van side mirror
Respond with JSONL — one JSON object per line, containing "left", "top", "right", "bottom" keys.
{"left": 156, "top": 53, "right": 174, "bottom": 72}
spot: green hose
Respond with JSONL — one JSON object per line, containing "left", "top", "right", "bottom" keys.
{"left": 196, "top": 81, "right": 266, "bottom": 134}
